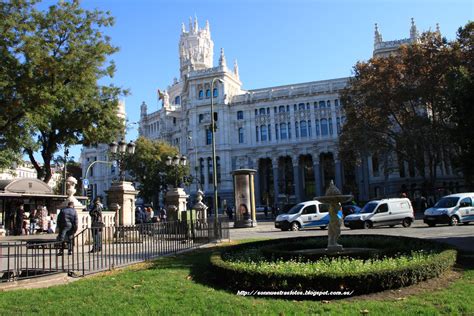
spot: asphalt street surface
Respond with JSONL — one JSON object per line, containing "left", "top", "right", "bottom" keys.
{"left": 228, "top": 217, "right": 474, "bottom": 252}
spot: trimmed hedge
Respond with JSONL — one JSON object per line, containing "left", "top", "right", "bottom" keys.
{"left": 210, "top": 236, "right": 457, "bottom": 296}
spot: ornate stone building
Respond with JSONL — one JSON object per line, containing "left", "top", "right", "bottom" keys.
{"left": 139, "top": 18, "right": 460, "bottom": 209}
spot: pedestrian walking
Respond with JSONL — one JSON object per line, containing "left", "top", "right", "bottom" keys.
{"left": 56, "top": 201, "right": 78, "bottom": 256}
{"left": 89, "top": 197, "right": 104, "bottom": 253}
{"left": 15, "top": 204, "right": 25, "bottom": 236}
{"left": 29, "top": 207, "right": 38, "bottom": 234}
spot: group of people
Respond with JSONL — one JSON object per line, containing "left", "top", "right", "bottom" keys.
{"left": 55, "top": 197, "right": 104, "bottom": 255}
{"left": 7, "top": 203, "right": 56, "bottom": 236}
{"left": 135, "top": 206, "right": 167, "bottom": 224}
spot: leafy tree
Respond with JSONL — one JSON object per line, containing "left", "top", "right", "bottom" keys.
{"left": 125, "top": 137, "right": 190, "bottom": 206}
{"left": 446, "top": 22, "right": 474, "bottom": 188}
{"left": 0, "top": 0, "right": 126, "bottom": 183}
{"left": 340, "top": 30, "right": 457, "bottom": 190}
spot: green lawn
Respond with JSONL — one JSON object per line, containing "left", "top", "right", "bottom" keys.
{"left": 0, "top": 244, "right": 473, "bottom": 316}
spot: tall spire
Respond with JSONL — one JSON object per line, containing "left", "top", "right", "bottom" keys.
{"left": 194, "top": 15, "right": 199, "bottom": 33}
{"left": 219, "top": 48, "right": 226, "bottom": 68}
{"left": 181, "top": 22, "right": 186, "bottom": 33}
{"left": 189, "top": 16, "right": 193, "bottom": 34}
{"left": 205, "top": 20, "right": 210, "bottom": 33}
{"left": 233, "top": 59, "right": 239, "bottom": 79}
{"left": 374, "top": 23, "right": 383, "bottom": 46}
{"left": 410, "top": 18, "right": 419, "bottom": 40}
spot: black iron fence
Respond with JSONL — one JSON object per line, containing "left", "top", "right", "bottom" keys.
{"left": 0, "top": 218, "right": 229, "bottom": 283}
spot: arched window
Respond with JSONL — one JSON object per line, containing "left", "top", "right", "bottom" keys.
{"left": 259, "top": 108, "right": 266, "bottom": 115}
{"left": 300, "top": 120, "right": 307, "bottom": 138}
{"left": 295, "top": 122, "right": 299, "bottom": 138}
{"left": 329, "top": 118, "right": 333, "bottom": 135}
{"left": 315, "top": 119, "right": 320, "bottom": 136}
{"left": 175, "top": 96, "right": 180, "bottom": 105}
{"left": 216, "top": 156, "right": 221, "bottom": 183}
{"left": 275, "top": 124, "right": 279, "bottom": 140}
{"left": 198, "top": 90, "right": 203, "bottom": 99}
{"left": 298, "top": 103, "right": 305, "bottom": 110}
{"left": 199, "top": 114, "right": 204, "bottom": 123}
{"left": 335, "top": 99, "right": 339, "bottom": 107}
{"left": 319, "top": 101, "right": 326, "bottom": 108}
{"left": 287, "top": 122, "right": 292, "bottom": 139}
{"left": 237, "top": 111, "right": 243, "bottom": 120}
{"left": 238, "top": 127, "right": 244, "bottom": 143}
{"left": 280, "top": 123, "right": 287, "bottom": 140}
{"left": 267, "top": 107, "right": 270, "bottom": 114}
{"left": 260, "top": 125, "right": 267, "bottom": 141}
{"left": 213, "top": 88, "right": 218, "bottom": 97}
{"left": 268, "top": 124, "right": 271, "bottom": 141}
{"left": 206, "top": 129, "right": 212, "bottom": 145}
{"left": 199, "top": 158, "right": 205, "bottom": 185}
{"left": 256, "top": 126, "right": 259, "bottom": 142}
{"left": 205, "top": 89, "right": 211, "bottom": 98}
{"left": 327, "top": 100, "right": 331, "bottom": 108}
{"left": 255, "top": 109, "right": 258, "bottom": 116}
{"left": 308, "top": 120, "right": 312, "bottom": 137}
{"left": 286, "top": 105, "right": 290, "bottom": 112}
{"left": 279, "top": 105, "right": 285, "bottom": 113}
{"left": 293, "top": 104, "right": 297, "bottom": 111}
{"left": 321, "top": 119, "right": 328, "bottom": 136}
{"left": 207, "top": 158, "right": 213, "bottom": 184}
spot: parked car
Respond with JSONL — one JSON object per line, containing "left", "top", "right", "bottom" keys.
{"left": 274, "top": 200, "right": 341, "bottom": 231}
{"left": 344, "top": 198, "right": 414, "bottom": 229}
{"left": 424, "top": 192, "right": 474, "bottom": 227}
{"left": 341, "top": 205, "right": 361, "bottom": 218}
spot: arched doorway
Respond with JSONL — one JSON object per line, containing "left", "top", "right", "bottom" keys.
{"left": 258, "top": 158, "right": 274, "bottom": 206}
{"left": 320, "top": 152, "right": 335, "bottom": 192}
{"left": 300, "top": 154, "right": 315, "bottom": 200}
{"left": 278, "top": 156, "right": 294, "bottom": 204}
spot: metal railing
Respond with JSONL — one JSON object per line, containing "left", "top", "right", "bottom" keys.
{"left": 0, "top": 217, "right": 229, "bottom": 282}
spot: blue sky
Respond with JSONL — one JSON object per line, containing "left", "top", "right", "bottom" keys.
{"left": 40, "top": 0, "right": 473, "bottom": 161}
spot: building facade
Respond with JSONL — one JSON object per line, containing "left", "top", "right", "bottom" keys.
{"left": 137, "top": 18, "right": 460, "bottom": 209}
{"left": 80, "top": 100, "right": 127, "bottom": 205}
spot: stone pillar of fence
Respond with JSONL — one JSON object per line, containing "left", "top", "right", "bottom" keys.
{"left": 106, "top": 181, "right": 138, "bottom": 226}
{"left": 165, "top": 187, "right": 189, "bottom": 221}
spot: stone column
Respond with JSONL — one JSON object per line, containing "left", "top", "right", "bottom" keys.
{"left": 313, "top": 154, "right": 322, "bottom": 197}
{"left": 292, "top": 156, "right": 303, "bottom": 202}
{"left": 272, "top": 158, "right": 280, "bottom": 206}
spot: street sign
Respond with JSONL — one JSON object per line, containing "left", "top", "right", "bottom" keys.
{"left": 83, "top": 178, "right": 89, "bottom": 189}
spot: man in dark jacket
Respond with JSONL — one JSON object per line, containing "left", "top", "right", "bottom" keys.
{"left": 89, "top": 197, "right": 104, "bottom": 253}
{"left": 57, "top": 201, "right": 78, "bottom": 255}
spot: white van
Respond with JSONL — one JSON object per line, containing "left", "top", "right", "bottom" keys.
{"left": 424, "top": 192, "right": 474, "bottom": 226}
{"left": 274, "top": 200, "right": 341, "bottom": 231}
{"left": 344, "top": 198, "right": 414, "bottom": 229}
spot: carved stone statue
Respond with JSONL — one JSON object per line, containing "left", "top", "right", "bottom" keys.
{"left": 158, "top": 89, "right": 170, "bottom": 108}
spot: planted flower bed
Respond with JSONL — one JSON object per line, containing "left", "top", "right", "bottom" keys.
{"left": 210, "top": 235, "right": 457, "bottom": 296}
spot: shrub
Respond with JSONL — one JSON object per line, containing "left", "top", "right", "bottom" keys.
{"left": 210, "top": 236, "right": 456, "bottom": 296}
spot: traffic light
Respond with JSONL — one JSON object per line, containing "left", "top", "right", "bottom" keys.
{"left": 87, "top": 188, "right": 93, "bottom": 199}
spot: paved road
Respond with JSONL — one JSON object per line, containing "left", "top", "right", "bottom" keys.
{"left": 229, "top": 219, "right": 474, "bottom": 252}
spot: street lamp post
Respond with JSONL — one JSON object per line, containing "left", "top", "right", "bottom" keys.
{"left": 165, "top": 154, "right": 187, "bottom": 187}
{"left": 211, "top": 77, "right": 223, "bottom": 239}
{"left": 109, "top": 138, "right": 136, "bottom": 181}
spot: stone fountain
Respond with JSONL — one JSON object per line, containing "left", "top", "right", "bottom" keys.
{"left": 315, "top": 180, "right": 352, "bottom": 252}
